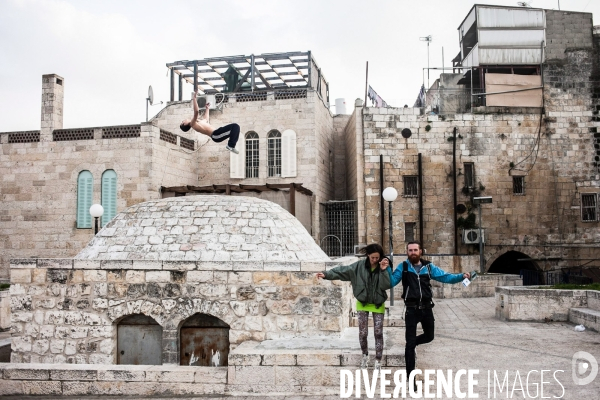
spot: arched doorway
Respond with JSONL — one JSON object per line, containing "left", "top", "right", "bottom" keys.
{"left": 489, "top": 251, "right": 540, "bottom": 285}
{"left": 117, "top": 314, "right": 162, "bottom": 365}
{"left": 180, "top": 313, "right": 229, "bottom": 367}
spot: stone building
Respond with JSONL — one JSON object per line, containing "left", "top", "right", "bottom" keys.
{"left": 0, "top": 52, "right": 353, "bottom": 280}
{"left": 342, "top": 6, "right": 600, "bottom": 280}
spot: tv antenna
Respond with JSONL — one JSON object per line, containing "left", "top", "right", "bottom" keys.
{"left": 419, "top": 35, "right": 433, "bottom": 88}
{"left": 146, "top": 85, "right": 163, "bottom": 121}
{"left": 517, "top": 1, "right": 532, "bottom": 7}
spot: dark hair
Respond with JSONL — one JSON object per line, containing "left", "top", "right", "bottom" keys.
{"left": 407, "top": 241, "right": 421, "bottom": 249}
{"left": 358, "top": 243, "right": 384, "bottom": 258}
{"left": 180, "top": 122, "right": 191, "bottom": 132}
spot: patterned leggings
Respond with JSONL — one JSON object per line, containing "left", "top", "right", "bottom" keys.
{"left": 357, "top": 311, "right": 385, "bottom": 360}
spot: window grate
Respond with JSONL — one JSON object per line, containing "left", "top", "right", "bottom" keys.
{"left": 160, "top": 129, "right": 177, "bottom": 145}
{"left": 180, "top": 137, "right": 195, "bottom": 151}
{"left": 464, "top": 163, "right": 475, "bottom": 188}
{"left": 8, "top": 131, "right": 40, "bottom": 143}
{"left": 53, "top": 128, "right": 94, "bottom": 141}
{"left": 102, "top": 125, "right": 141, "bottom": 139}
{"left": 403, "top": 176, "right": 418, "bottom": 197}
{"left": 513, "top": 176, "right": 525, "bottom": 195}
{"left": 320, "top": 201, "right": 358, "bottom": 257}
{"left": 405, "top": 222, "right": 416, "bottom": 242}
{"left": 245, "top": 132, "right": 259, "bottom": 178}
{"left": 581, "top": 194, "right": 598, "bottom": 222}
{"left": 267, "top": 130, "right": 281, "bottom": 177}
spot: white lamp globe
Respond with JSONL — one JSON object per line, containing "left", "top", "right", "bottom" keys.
{"left": 89, "top": 204, "right": 104, "bottom": 218}
{"left": 382, "top": 187, "right": 398, "bottom": 202}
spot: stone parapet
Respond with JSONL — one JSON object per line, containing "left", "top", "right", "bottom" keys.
{"left": 9, "top": 258, "right": 353, "bottom": 364}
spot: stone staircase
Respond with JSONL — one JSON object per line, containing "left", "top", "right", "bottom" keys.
{"left": 569, "top": 290, "right": 600, "bottom": 332}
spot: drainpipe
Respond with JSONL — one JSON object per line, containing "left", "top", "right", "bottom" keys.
{"left": 380, "top": 154, "right": 385, "bottom": 248}
{"left": 453, "top": 127, "right": 458, "bottom": 254}
{"left": 418, "top": 153, "right": 423, "bottom": 247}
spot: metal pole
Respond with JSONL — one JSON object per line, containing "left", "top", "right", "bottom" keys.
{"left": 478, "top": 205, "right": 483, "bottom": 273}
{"left": 388, "top": 201, "right": 394, "bottom": 306}
{"left": 427, "top": 41, "right": 430, "bottom": 89}
{"left": 453, "top": 128, "right": 458, "bottom": 254}
{"left": 94, "top": 217, "right": 99, "bottom": 235}
{"left": 364, "top": 61, "right": 369, "bottom": 106}
{"left": 146, "top": 99, "right": 148, "bottom": 122}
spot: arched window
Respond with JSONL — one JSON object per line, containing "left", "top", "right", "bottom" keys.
{"left": 245, "top": 131, "right": 259, "bottom": 178}
{"left": 76, "top": 171, "right": 93, "bottom": 228}
{"left": 101, "top": 169, "right": 117, "bottom": 227}
{"left": 267, "top": 130, "right": 282, "bottom": 177}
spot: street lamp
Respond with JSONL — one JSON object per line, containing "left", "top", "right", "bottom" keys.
{"left": 89, "top": 204, "right": 104, "bottom": 235}
{"left": 382, "top": 186, "right": 398, "bottom": 306}
{"left": 472, "top": 196, "right": 492, "bottom": 273}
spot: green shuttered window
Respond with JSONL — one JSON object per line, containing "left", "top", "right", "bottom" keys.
{"left": 76, "top": 171, "right": 93, "bottom": 228}
{"left": 101, "top": 170, "right": 117, "bottom": 227}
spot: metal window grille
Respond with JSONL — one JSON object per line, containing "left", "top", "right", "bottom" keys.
{"left": 513, "top": 176, "right": 525, "bottom": 195}
{"left": 464, "top": 163, "right": 475, "bottom": 188}
{"left": 581, "top": 194, "right": 598, "bottom": 222}
{"left": 267, "top": 131, "right": 281, "bottom": 177}
{"left": 245, "top": 132, "right": 259, "bottom": 178}
{"left": 405, "top": 222, "right": 416, "bottom": 242}
{"left": 403, "top": 176, "right": 418, "bottom": 197}
{"left": 320, "top": 201, "right": 358, "bottom": 257}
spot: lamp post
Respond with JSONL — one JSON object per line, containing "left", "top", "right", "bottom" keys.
{"left": 382, "top": 187, "right": 398, "bottom": 306}
{"left": 472, "top": 196, "right": 492, "bottom": 273}
{"left": 89, "top": 204, "right": 104, "bottom": 235}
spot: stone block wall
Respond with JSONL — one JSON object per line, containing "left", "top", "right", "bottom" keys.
{"left": 9, "top": 258, "right": 352, "bottom": 365}
{"left": 0, "top": 126, "right": 196, "bottom": 280}
{"left": 545, "top": 10, "right": 594, "bottom": 61}
{"left": 0, "top": 290, "right": 9, "bottom": 330}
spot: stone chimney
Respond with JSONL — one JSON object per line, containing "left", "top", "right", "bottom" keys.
{"left": 41, "top": 74, "right": 64, "bottom": 141}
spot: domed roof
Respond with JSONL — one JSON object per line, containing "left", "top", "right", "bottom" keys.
{"left": 76, "top": 195, "right": 329, "bottom": 262}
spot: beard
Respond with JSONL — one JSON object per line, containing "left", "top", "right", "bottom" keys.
{"left": 409, "top": 254, "right": 420, "bottom": 264}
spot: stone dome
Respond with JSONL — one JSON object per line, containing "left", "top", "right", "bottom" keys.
{"left": 76, "top": 195, "right": 330, "bottom": 262}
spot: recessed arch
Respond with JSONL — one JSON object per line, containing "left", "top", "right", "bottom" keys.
{"left": 179, "top": 313, "right": 230, "bottom": 367}
{"left": 489, "top": 250, "right": 540, "bottom": 285}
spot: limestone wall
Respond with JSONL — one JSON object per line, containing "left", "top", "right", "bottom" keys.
{"left": 545, "top": 10, "right": 594, "bottom": 61}
{"left": 9, "top": 258, "right": 351, "bottom": 364}
{"left": 0, "top": 125, "right": 197, "bottom": 280}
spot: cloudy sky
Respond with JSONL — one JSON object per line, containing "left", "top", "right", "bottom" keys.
{"left": 0, "top": 0, "right": 598, "bottom": 131}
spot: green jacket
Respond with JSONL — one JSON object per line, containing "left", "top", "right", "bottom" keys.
{"left": 323, "top": 258, "right": 392, "bottom": 307}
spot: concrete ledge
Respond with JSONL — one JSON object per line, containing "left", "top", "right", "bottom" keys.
{"left": 569, "top": 308, "right": 600, "bottom": 333}
{"left": 495, "top": 286, "right": 599, "bottom": 322}
{"left": 430, "top": 273, "right": 522, "bottom": 299}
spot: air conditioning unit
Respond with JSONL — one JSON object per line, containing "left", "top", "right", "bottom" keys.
{"left": 462, "top": 229, "right": 485, "bottom": 244}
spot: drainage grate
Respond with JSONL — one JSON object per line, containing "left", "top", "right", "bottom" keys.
{"left": 53, "top": 128, "right": 94, "bottom": 141}
{"left": 102, "top": 125, "right": 141, "bottom": 139}
{"left": 8, "top": 131, "right": 40, "bottom": 143}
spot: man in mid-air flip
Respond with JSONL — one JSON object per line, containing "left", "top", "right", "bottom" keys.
{"left": 180, "top": 90, "right": 240, "bottom": 154}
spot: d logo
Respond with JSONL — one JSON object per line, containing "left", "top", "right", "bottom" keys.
{"left": 572, "top": 351, "right": 598, "bottom": 386}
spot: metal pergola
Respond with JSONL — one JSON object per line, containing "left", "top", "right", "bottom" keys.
{"left": 166, "top": 51, "right": 329, "bottom": 102}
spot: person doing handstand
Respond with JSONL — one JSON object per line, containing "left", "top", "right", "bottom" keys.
{"left": 180, "top": 90, "right": 240, "bottom": 154}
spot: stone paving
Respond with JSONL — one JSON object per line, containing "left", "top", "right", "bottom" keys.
{"left": 2, "top": 296, "right": 599, "bottom": 399}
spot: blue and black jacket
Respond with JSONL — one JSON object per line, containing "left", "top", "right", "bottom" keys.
{"left": 387, "top": 259, "right": 464, "bottom": 305}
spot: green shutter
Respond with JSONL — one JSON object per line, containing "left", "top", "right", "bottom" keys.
{"left": 77, "top": 171, "right": 93, "bottom": 228}
{"left": 101, "top": 170, "right": 117, "bottom": 227}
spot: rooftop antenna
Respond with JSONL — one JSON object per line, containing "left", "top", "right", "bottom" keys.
{"left": 517, "top": 1, "right": 532, "bottom": 7}
{"left": 146, "top": 85, "right": 163, "bottom": 122}
{"left": 419, "top": 35, "right": 432, "bottom": 88}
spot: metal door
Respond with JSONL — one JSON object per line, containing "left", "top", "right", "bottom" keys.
{"left": 117, "top": 314, "right": 162, "bottom": 365}
{"left": 180, "top": 327, "right": 229, "bottom": 366}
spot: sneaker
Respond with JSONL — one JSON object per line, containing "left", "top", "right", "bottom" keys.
{"left": 225, "top": 145, "right": 239, "bottom": 154}
{"left": 374, "top": 360, "right": 381, "bottom": 371}
{"left": 360, "top": 354, "right": 369, "bottom": 369}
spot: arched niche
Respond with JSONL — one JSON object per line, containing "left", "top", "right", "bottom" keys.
{"left": 180, "top": 313, "right": 230, "bottom": 367}
{"left": 117, "top": 314, "right": 162, "bottom": 365}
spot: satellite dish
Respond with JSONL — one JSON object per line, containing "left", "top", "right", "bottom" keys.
{"left": 148, "top": 85, "right": 154, "bottom": 105}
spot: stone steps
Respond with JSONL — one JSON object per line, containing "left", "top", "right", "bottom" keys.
{"left": 569, "top": 307, "right": 600, "bottom": 333}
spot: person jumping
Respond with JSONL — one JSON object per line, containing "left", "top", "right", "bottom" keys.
{"left": 180, "top": 90, "right": 240, "bottom": 154}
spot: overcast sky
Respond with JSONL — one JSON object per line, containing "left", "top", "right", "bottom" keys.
{"left": 0, "top": 0, "right": 598, "bottom": 131}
